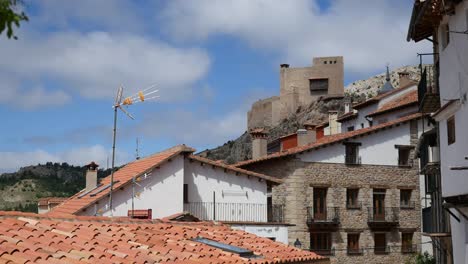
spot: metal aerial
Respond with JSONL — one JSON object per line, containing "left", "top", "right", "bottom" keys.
{"left": 109, "top": 84, "right": 160, "bottom": 216}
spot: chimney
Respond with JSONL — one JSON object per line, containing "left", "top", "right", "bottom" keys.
{"left": 300, "top": 123, "right": 317, "bottom": 146}
{"left": 85, "top": 161, "right": 99, "bottom": 192}
{"left": 328, "top": 111, "right": 339, "bottom": 135}
{"left": 398, "top": 71, "right": 411, "bottom": 88}
{"left": 250, "top": 128, "right": 268, "bottom": 159}
{"left": 344, "top": 97, "right": 352, "bottom": 113}
{"left": 280, "top": 64, "right": 290, "bottom": 68}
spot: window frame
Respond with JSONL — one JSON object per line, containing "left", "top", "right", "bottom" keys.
{"left": 309, "top": 78, "right": 329, "bottom": 93}
{"left": 347, "top": 233, "right": 362, "bottom": 255}
{"left": 346, "top": 188, "right": 360, "bottom": 209}
{"left": 344, "top": 142, "right": 361, "bottom": 165}
{"left": 183, "top": 183, "right": 189, "bottom": 204}
{"left": 374, "top": 233, "right": 388, "bottom": 254}
{"left": 400, "top": 189, "right": 413, "bottom": 209}
{"left": 401, "top": 232, "right": 414, "bottom": 253}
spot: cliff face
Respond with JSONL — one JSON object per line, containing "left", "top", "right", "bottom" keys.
{"left": 199, "top": 65, "right": 426, "bottom": 164}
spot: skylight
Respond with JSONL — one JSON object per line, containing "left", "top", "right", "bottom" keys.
{"left": 89, "top": 181, "right": 120, "bottom": 197}
{"left": 192, "top": 237, "right": 262, "bottom": 259}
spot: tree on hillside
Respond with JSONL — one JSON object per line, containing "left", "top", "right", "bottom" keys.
{"left": 0, "top": 0, "right": 28, "bottom": 39}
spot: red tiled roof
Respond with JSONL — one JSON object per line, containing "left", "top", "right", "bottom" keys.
{"left": 235, "top": 113, "right": 424, "bottom": 167}
{"left": 49, "top": 145, "right": 195, "bottom": 216}
{"left": 0, "top": 211, "right": 325, "bottom": 264}
{"left": 336, "top": 112, "right": 357, "bottom": 122}
{"left": 188, "top": 155, "right": 283, "bottom": 184}
{"left": 367, "top": 90, "right": 418, "bottom": 117}
{"left": 353, "top": 81, "right": 418, "bottom": 109}
{"left": 38, "top": 197, "right": 67, "bottom": 207}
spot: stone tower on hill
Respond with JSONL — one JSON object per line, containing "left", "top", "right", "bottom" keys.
{"left": 247, "top": 56, "right": 344, "bottom": 130}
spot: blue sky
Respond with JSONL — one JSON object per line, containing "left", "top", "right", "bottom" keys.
{"left": 0, "top": 0, "right": 430, "bottom": 172}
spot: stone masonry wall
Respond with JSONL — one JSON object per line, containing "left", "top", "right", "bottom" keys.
{"left": 243, "top": 159, "right": 421, "bottom": 264}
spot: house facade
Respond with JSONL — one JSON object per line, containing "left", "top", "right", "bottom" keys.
{"left": 48, "top": 145, "right": 289, "bottom": 244}
{"left": 408, "top": 0, "right": 468, "bottom": 263}
{"left": 236, "top": 86, "right": 427, "bottom": 263}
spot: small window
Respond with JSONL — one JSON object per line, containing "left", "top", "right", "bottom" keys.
{"left": 398, "top": 148, "right": 411, "bottom": 166}
{"left": 310, "top": 233, "right": 333, "bottom": 255}
{"left": 347, "top": 234, "right": 361, "bottom": 255}
{"left": 442, "top": 24, "right": 450, "bottom": 49}
{"left": 347, "top": 126, "right": 354, "bottom": 132}
{"left": 309, "top": 79, "right": 329, "bottom": 92}
{"left": 447, "top": 116, "right": 456, "bottom": 145}
{"left": 368, "top": 120, "right": 373, "bottom": 127}
{"left": 345, "top": 143, "right": 360, "bottom": 165}
{"left": 324, "top": 61, "right": 328, "bottom": 64}
{"left": 361, "top": 123, "right": 364, "bottom": 128}
{"left": 400, "top": 190, "right": 413, "bottom": 208}
{"left": 401, "top": 233, "right": 414, "bottom": 253}
{"left": 183, "top": 184, "right": 189, "bottom": 203}
{"left": 346, "top": 189, "right": 360, "bottom": 209}
{"left": 374, "top": 233, "right": 387, "bottom": 254}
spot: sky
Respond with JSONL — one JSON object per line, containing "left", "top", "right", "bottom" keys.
{"left": 0, "top": 0, "right": 431, "bottom": 172}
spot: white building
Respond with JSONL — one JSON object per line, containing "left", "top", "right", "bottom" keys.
{"left": 408, "top": 0, "right": 468, "bottom": 263}
{"left": 48, "top": 145, "right": 289, "bottom": 244}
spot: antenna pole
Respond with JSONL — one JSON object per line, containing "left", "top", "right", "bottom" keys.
{"left": 109, "top": 105, "right": 118, "bottom": 216}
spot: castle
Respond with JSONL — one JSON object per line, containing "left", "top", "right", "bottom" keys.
{"left": 247, "top": 56, "right": 344, "bottom": 129}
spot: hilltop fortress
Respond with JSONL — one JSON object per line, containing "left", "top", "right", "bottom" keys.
{"left": 247, "top": 56, "right": 344, "bottom": 129}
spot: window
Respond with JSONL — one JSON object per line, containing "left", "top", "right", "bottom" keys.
{"left": 309, "top": 79, "right": 329, "bottom": 92}
{"left": 374, "top": 233, "right": 388, "bottom": 254}
{"left": 345, "top": 143, "right": 360, "bottom": 165}
{"left": 401, "top": 233, "right": 414, "bottom": 253}
{"left": 398, "top": 148, "right": 411, "bottom": 166}
{"left": 346, "top": 189, "right": 360, "bottom": 209}
{"left": 361, "top": 123, "right": 364, "bottom": 128}
{"left": 313, "top": 188, "right": 327, "bottom": 221}
{"left": 400, "top": 190, "right": 413, "bottom": 208}
{"left": 347, "top": 126, "right": 354, "bottom": 132}
{"left": 183, "top": 184, "right": 188, "bottom": 203}
{"left": 441, "top": 24, "right": 450, "bottom": 49}
{"left": 447, "top": 116, "right": 456, "bottom": 145}
{"left": 310, "top": 233, "right": 333, "bottom": 255}
{"left": 347, "top": 234, "right": 361, "bottom": 255}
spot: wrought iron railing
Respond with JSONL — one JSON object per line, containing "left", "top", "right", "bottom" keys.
{"left": 183, "top": 202, "right": 284, "bottom": 223}
{"left": 374, "top": 246, "right": 391, "bottom": 254}
{"left": 402, "top": 244, "right": 418, "bottom": 254}
{"left": 347, "top": 248, "right": 364, "bottom": 255}
{"left": 310, "top": 248, "right": 335, "bottom": 256}
{"left": 367, "top": 207, "right": 399, "bottom": 222}
{"left": 418, "top": 65, "right": 439, "bottom": 112}
{"left": 400, "top": 201, "right": 416, "bottom": 209}
{"left": 306, "top": 207, "right": 340, "bottom": 223}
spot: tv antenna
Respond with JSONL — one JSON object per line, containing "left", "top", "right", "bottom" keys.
{"left": 109, "top": 84, "right": 159, "bottom": 216}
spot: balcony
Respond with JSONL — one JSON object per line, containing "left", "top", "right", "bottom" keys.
{"left": 418, "top": 67, "right": 440, "bottom": 113}
{"left": 310, "top": 248, "right": 335, "bottom": 256}
{"left": 306, "top": 207, "right": 340, "bottom": 230}
{"left": 183, "top": 202, "right": 284, "bottom": 223}
{"left": 402, "top": 244, "right": 418, "bottom": 254}
{"left": 367, "top": 207, "right": 399, "bottom": 230}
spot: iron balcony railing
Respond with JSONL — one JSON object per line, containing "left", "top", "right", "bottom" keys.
{"left": 183, "top": 202, "right": 284, "bottom": 223}
{"left": 374, "top": 246, "right": 391, "bottom": 254}
{"left": 310, "top": 248, "right": 335, "bottom": 256}
{"left": 418, "top": 66, "right": 440, "bottom": 112}
{"left": 347, "top": 248, "right": 364, "bottom": 255}
{"left": 402, "top": 244, "right": 418, "bottom": 254}
{"left": 306, "top": 207, "right": 340, "bottom": 224}
{"left": 367, "top": 207, "right": 399, "bottom": 223}
{"left": 400, "top": 201, "right": 416, "bottom": 209}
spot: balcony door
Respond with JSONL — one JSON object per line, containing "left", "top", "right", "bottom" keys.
{"left": 314, "top": 188, "right": 327, "bottom": 221}
{"left": 373, "top": 189, "right": 386, "bottom": 221}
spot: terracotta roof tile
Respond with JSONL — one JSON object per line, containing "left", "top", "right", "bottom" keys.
{"left": 0, "top": 211, "right": 325, "bottom": 263}
{"left": 235, "top": 113, "right": 425, "bottom": 167}
{"left": 367, "top": 90, "right": 418, "bottom": 117}
{"left": 353, "top": 81, "right": 418, "bottom": 109}
{"left": 336, "top": 112, "right": 357, "bottom": 122}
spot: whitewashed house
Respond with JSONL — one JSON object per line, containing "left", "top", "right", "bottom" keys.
{"left": 48, "top": 145, "right": 289, "bottom": 243}
{"left": 408, "top": 0, "right": 468, "bottom": 263}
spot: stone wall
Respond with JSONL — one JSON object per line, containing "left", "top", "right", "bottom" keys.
{"left": 247, "top": 56, "right": 344, "bottom": 130}
{"left": 243, "top": 159, "right": 421, "bottom": 264}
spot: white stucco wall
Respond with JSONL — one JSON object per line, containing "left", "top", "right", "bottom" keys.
{"left": 437, "top": 3, "right": 468, "bottom": 264}
{"left": 184, "top": 159, "right": 268, "bottom": 222}
{"left": 231, "top": 225, "right": 289, "bottom": 244}
{"left": 80, "top": 155, "right": 185, "bottom": 219}
{"left": 299, "top": 122, "right": 412, "bottom": 166}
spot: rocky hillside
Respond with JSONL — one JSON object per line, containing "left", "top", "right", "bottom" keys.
{"left": 0, "top": 163, "right": 112, "bottom": 212}
{"left": 200, "top": 65, "right": 426, "bottom": 164}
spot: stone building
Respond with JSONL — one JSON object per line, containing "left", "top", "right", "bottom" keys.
{"left": 248, "top": 56, "right": 344, "bottom": 130}
{"left": 236, "top": 83, "right": 428, "bottom": 263}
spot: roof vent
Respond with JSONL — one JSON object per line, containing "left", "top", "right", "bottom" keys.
{"left": 192, "top": 237, "right": 262, "bottom": 259}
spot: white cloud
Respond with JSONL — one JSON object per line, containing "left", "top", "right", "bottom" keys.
{"left": 0, "top": 82, "right": 71, "bottom": 110}
{"left": 0, "top": 31, "right": 211, "bottom": 107}
{"left": 0, "top": 145, "right": 130, "bottom": 172}
{"left": 160, "top": 0, "right": 431, "bottom": 74}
